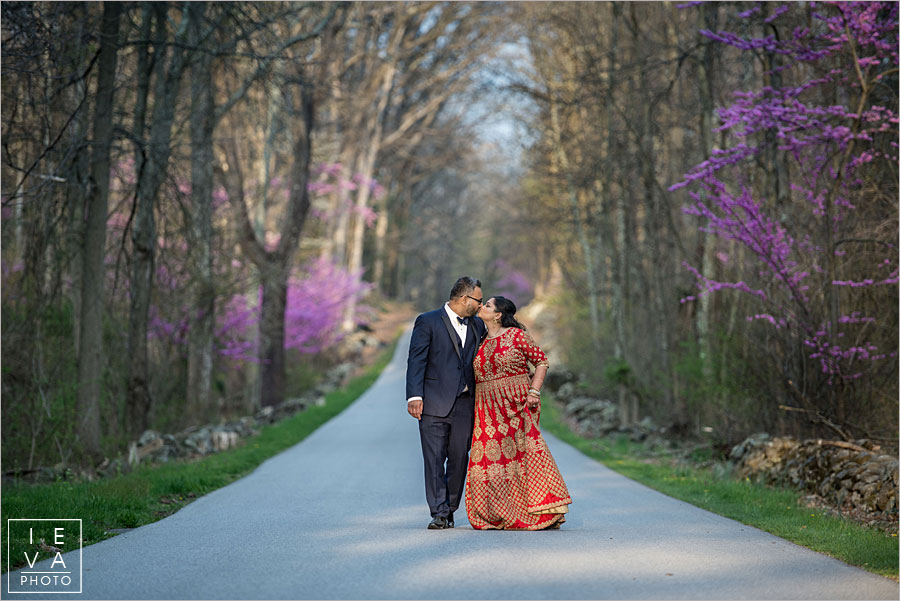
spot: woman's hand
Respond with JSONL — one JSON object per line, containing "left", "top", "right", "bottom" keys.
{"left": 526, "top": 389, "right": 540, "bottom": 410}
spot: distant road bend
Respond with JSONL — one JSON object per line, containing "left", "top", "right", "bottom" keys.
{"left": 5, "top": 328, "right": 898, "bottom": 600}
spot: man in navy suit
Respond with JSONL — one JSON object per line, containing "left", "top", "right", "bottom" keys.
{"left": 406, "top": 276, "right": 487, "bottom": 529}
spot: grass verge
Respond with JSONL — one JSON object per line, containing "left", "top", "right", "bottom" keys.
{"left": 540, "top": 397, "right": 899, "bottom": 580}
{"left": 1, "top": 337, "right": 399, "bottom": 574}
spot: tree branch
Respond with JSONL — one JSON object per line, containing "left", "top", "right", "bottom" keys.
{"left": 213, "top": 2, "right": 343, "bottom": 123}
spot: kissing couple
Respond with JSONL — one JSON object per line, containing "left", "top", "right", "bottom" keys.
{"left": 406, "top": 276, "right": 572, "bottom": 530}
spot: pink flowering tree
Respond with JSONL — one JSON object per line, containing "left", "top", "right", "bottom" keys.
{"left": 672, "top": 1, "right": 898, "bottom": 433}
{"left": 143, "top": 162, "right": 375, "bottom": 393}
{"left": 489, "top": 259, "right": 534, "bottom": 307}
{"left": 211, "top": 257, "right": 372, "bottom": 364}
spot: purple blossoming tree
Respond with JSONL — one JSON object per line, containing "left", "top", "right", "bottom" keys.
{"left": 672, "top": 1, "right": 898, "bottom": 434}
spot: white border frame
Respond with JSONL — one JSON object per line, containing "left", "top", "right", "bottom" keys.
{"left": 7, "top": 518, "right": 83, "bottom": 594}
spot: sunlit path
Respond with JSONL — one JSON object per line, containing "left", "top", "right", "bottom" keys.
{"left": 5, "top": 328, "right": 897, "bottom": 600}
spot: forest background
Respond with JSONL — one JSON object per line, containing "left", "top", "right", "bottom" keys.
{"left": 2, "top": 1, "right": 897, "bottom": 473}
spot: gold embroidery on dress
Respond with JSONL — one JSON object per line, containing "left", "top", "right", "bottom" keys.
{"left": 485, "top": 438, "right": 502, "bottom": 462}
{"left": 515, "top": 429, "right": 527, "bottom": 452}
{"left": 487, "top": 462, "right": 504, "bottom": 481}
{"left": 501, "top": 436, "right": 517, "bottom": 460}
{"left": 471, "top": 440, "right": 484, "bottom": 463}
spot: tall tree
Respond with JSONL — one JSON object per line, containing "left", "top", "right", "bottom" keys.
{"left": 76, "top": 1, "right": 122, "bottom": 461}
{"left": 186, "top": 1, "right": 215, "bottom": 419}
{"left": 219, "top": 79, "right": 315, "bottom": 408}
{"left": 127, "top": 2, "right": 194, "bottom": 435}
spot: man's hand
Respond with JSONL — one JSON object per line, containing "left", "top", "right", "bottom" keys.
{"left": 407, "top": 399, "right": 424, "bottom": 420}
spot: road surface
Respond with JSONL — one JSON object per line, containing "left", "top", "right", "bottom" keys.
{"left": 5, "top": 329, "right": 898, "bottom": 599}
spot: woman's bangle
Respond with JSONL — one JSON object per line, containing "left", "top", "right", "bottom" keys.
{"left": 527, "top": 389, "right": 541, "bottom": 398}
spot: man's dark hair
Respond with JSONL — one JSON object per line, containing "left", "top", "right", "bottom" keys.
{"left": 449, "top": 276, "right": 481, "bottom": 300}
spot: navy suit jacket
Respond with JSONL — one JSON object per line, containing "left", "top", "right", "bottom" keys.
{"left": 406, "top": 308, "right": 487, "bottom": 418}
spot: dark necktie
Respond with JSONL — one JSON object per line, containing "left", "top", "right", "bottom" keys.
{"left": 457, "top": 316, "right": 468, "bottom": 326}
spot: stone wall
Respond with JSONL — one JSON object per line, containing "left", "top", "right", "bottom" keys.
{"left": 550, "top": 374, "right": 666, "bottom": 444}
{"left": 729, "top": 433, "right": 898, "bottom": 520}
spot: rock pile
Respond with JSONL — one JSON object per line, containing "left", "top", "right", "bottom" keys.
{"left": 127, "top": 419, "right": 258, "bottom": 468}
{"left": 123, "top": 361, "right": 357, "bottom": 470}
{"left": 551, "top": 372, "right": 665, "bottom": 444}
{"left": 729, "top": 433, "right": 898, "bottom": 519}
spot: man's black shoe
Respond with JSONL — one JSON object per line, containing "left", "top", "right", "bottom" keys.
{"left": 427, "top": 516, "right": 449, "bottom": 529}
{"left": 447, "top": 513, "right": 454, "bottom": 528}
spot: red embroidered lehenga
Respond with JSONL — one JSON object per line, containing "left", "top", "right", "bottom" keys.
{"left": 465, "top": 328, "right": 572, "bottom": 530}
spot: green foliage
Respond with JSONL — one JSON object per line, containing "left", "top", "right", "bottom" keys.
{"left": 671, "top": 331, "right": 772, "bottom": 444}
{"left": 548, "top": 291, "right": 612, "bottom": 394}
{"left": 548, "top": 286, "right": 785, "bottom": 445}
{"left": 1, "top": 299, "right": 80, "bottom": 470}
{"left": 285, "top": 350, "right": 331, "bottom": 397}
{"left": 602, "top": 357, "right": 631, "bottom": 387}
{"left": 39, "top": 300, "right": 75, "bottom": 337}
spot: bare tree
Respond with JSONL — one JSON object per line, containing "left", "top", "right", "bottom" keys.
{"left": 219, "top": 79, "right": 315, "bottom": 408}
{"left": 126, "top": 2, "right": 197, "bottom": 435}
{"left": 75, "top": 1, "right": 122, "bottom": 461}
{"left": 320, "top": 2, "right": 502, "bottom": 326}
{"left": 185, "top": 1, "right": 215, "bottom": 420}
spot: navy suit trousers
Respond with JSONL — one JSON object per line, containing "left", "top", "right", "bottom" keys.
{"left": 418, "top": 390, "right": 475, "bottom": 519}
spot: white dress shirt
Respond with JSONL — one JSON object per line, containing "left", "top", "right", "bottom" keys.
{"left": 444, "top": 302, "right": 469, "bottom": 347}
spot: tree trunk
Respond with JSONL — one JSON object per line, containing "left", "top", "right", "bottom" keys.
{"left": 259, "top": 266, "right": 288, "bottom": 408}
{"left": 371, "top": 185, "right": 391, "bottom": 290}
{"left": 761, "top": 3, "right": 790, "bottom": 210}
{"left": 62, "top": 4, "right": 92, "bottom": 361}
{"left": 77, "top": 0, "right": 121, "bottom": 462}
{"left": 186, "top": 2, "right": 215, "bottom": 422}
{"left": 344, "top": 60, "right": 395, "bottom": 281}
{"left": 606, "top": 3, "right": 631, "bottom": 425}
{"left": 630, "top": 5, "right": 671, "bottom": 414}
{"left": 258, "top": 85, "right": 315, "bottom": 407}
{"left": 330, "top": 157, "right": 353, "bottom": 266}
{"left": 342, "top": 147, "right": 379, "bottom": 330}
{"left": 128, "top": 2, "right": 191, "bottom": 435}
{"left": 695, "top": 1, "right": 718, "bottom": 383}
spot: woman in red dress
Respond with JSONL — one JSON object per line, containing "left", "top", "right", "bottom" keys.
{"left": 465, "top": 296, "right": 572, "bottom": 530}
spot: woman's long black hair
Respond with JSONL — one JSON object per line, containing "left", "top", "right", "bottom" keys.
{"left": 492, "top": 296, "right": 526, "bottom": 330}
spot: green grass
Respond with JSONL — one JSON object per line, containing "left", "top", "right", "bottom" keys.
{"left": 540, "top": 397, "right": 899, "bottom": 580}
{"left": 2, "top": 338, "right": 399, "bottom": 573}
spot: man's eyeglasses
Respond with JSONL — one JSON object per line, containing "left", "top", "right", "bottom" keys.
{"left": 466, "top": 295, "right": 483, "bottom": 305}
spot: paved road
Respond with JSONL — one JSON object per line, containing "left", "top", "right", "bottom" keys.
{"left": 5, "top": 329, "right": 898, "bottom": 600}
